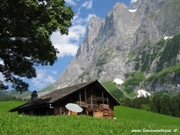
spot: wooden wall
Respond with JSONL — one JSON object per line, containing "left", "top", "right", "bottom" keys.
{"left": 53, "top": 85, "right": 115, "bottom": 118}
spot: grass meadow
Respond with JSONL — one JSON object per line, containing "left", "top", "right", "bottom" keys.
{"left": 0, "top": 101, "right": 179, "bottom": 135}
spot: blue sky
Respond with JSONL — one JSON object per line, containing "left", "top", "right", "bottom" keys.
{"left": 0, "top": 0, "right": 137, "bottom": 91}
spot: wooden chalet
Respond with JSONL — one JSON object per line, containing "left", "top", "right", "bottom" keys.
{"left": 10, "top": 80, "right": 120, "bottom": 118}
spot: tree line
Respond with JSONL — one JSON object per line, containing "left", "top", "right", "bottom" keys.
{"left": 0, "top": 95, "right": 29, "bottom": 101}
{"left": 120, "top": 92, "right": 180, "bottom": 118}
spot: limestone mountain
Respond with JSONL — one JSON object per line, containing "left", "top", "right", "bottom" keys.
{"left": 48, "top": 0, "right": 180, "bottom": 94}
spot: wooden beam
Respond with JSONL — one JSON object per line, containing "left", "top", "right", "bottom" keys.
{"left": 79, "top": 91, "right": 81, "bottom": 106}
{"left": 85, "top": 88, "right": 87, "bottom": 103}
{"left": 91, "top": 87, "right": 93, "bottom": 109}
{"left": 102, "top": 91, "right": 104, "bottom": 104}
{"left": 107, "top": 96, "right": 109, "bottom": 105}
{"left": 71, "top": 94, "right": 72, "bottom": 103}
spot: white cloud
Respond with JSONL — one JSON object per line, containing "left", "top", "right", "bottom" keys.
{"left": 32, "top": 69, "right": 57, "bottom": 89}
{"left": 72, "top": 14, "right": 84, "bottom": 25}
{"left": 51, "top": 24, "right": 86, "bottom": 57}
{"left": 0, "top": 61, "right": 5, "bottom": 84}
{"left": 0, "top": 60, "right": 4, "bottom": 65}
{"left": 0, "top": 64, "right": 58, "bottom": 90}
{"left": 85, "top": 14, "right": 96, "bottom": 22}
{"left": 50, "top": 0, "right": 96, "bottom": 58}
{"left": 54, "top": 43, "right": 79, "bottom": 57}
{"left": 51, "top": 7, "right": 91, "bottom": 58}
{"left": 0, "top": 73, "right": 4, "bottom": 81}
{"left": 69, "top": 25, "right": 87, "bottom": 40}
{"left": 65, "top": 0, "right": 76, "bottom": 5}
{"left": 130, "top": 0, "right": 137, "bottom": 3}
{"left": 51, "top": 70, "right": 58, "bottom": 75}
{"left": 82, "top": 0, "right": 93, "bottom": 9}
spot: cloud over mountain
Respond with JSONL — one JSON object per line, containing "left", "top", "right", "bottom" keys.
{"left": 130, "top": 0, "right": 137, "bottom": 4}
{"left": 32, "top": 69, "right": 57, "bottom": 89}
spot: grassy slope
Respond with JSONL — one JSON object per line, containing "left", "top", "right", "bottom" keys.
{"left": 102, "top": 81, "right": 125, "bottom": 99}
{"left": 115, "top": 106, "right": 179, "bottom": 126}
{"left": 0, "top": 101, "right": 179, "bottom": 135}
{"left": 102, "top": 81, "right": 175, "bottom": 100}
{"left": 102, "top": 81, "right": 137, "bottom": 99}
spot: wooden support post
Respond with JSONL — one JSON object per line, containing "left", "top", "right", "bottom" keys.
{"left": 107, "top": 96, "right": 109, "bottom": 105}
{"left": 85, "top": 88, "right": 87, "bottom": 103}
{"left": 102, "top": 91, "right": 104, "bottom": 104}
{"left": 71, "top": 94, "right": 72, "bottom": 103}
{"left": 91, "top": 87, "right": 93, "bottom": 109}
{"left": 79, "top": 91, "right": 81, "bottom": 106}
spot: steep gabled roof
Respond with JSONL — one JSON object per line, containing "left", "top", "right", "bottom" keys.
{"left": 9, "top": 98, "right": 51, "bottom": 112}
{"left": 10, "top": 80, "right": 120, "bottom": 112}
{"left": 41, "top": 80, "right": 96, "bottom": 103}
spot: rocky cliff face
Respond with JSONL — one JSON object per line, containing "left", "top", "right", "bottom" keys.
{"left": 51, "top": 0, "right": 180, "bottom": 94}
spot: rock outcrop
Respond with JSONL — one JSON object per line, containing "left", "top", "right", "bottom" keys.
{"left": 51, "top": 0, "right": 180, "bottom": 94}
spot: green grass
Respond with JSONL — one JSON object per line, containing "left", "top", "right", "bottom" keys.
{"left": 145, "top": 63, "right": 180, "bottom": 83}
{"left": 115, "top": 106, "right": 180, "bottom": 126}
{"left": 0, "top": 101, "right": 179, "bottom": 135}
{"left": 151, "top": 91, "right": 173, "bottom": 98}
{"left": 123, "top": 72, "right": 145, "bottom": 86}
{"left": 102, "top": 81, "right": 124, "bottom": 99}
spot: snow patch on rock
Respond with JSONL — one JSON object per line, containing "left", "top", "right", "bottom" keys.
{"left": 164, "top": 36, "right": 173, "bottom": 40}
{"left": 58, "top": 84, "right": 68, "bottom": 89}
{"left": 129, "top": 9, "right": 137, "bottom": 13}
{"left": 137, "top": 89, "right": 151, "bottom": 98}
{"left": 113, "top": 79, "right": 124, "bottom": 85}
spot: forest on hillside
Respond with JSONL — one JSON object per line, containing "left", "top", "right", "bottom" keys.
{"left": 121, "top": 92, "right": 180, "bottom": 118}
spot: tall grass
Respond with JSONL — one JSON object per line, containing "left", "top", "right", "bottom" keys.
{"left": 0, "top": 101, "right": 179, "bottom": 135}
{"left": 115, "top": 106, "right": 180, "bottom": 126}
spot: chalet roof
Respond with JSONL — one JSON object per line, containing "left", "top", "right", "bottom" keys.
{"left": 40, "top": 80, "right": 95, "bottom": 103}
{"left": 10, "top": 80, "right": 120, "bottom": 112}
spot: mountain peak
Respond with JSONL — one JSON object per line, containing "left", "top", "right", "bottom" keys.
{"left": 113, "top": 2, "right": 128, "bottom": 10}
{"left": 48, "top": 0, "right": 180, "bottom": 95}
{"left": 129, "top": 0, "right": 141, "bottom": 10}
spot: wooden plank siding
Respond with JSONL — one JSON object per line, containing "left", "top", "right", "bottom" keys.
{"left": 10, "top": 80, "right": 120, "bottom": 118}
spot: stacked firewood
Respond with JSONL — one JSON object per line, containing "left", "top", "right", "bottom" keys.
{"left": 75, "top": 100, "right": 114, "bottom": 118}
{"left": 94, "top": 104, "right": 114, "bottom": 118}
{"left": 75, "top": 101, "right": 88, "bottom": 108}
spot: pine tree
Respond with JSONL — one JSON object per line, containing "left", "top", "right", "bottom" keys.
{"left": 151, "top": 95, "right": 161, "bottom": 113}
{"left": 160, "top": 96, "right": 172, "bottom": 116}
{"left": 171, "top": 96, "right": 179, "bottom": 117}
